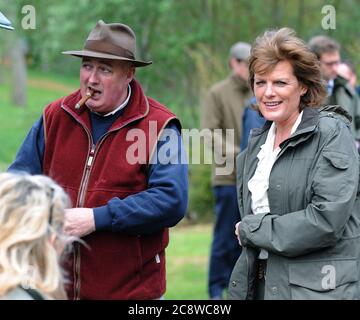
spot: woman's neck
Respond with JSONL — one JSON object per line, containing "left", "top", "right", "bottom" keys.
{"left": 273, "top": 113, "right": 300, "bottom": 150}
{"left": 273, "top": 127, "right": 292, "bottom": 150}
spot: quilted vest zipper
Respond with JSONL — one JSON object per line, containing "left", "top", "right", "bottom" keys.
{"left": 73, "top": 142, "right": 95, "bottom": 300}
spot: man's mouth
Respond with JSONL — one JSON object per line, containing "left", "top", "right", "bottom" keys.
{"left": 88, "top": 87, "right": 102, "bottom": 98}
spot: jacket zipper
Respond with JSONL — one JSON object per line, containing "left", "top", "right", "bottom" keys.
{"left": 78, "top": 143, "right": 96, "bottom": 207}
{"left": 73, "top": 130, "right": 120, "bottom": 299}
{"left": 72, "top": 125, "right": 123, "bottom": 299}
{"left": 77, "top": 132, "right": 114, "bottom": 207}
{"left": 73, "top": 142, "right": 95, "bottom": 300}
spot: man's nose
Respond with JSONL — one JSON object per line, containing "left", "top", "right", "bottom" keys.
{"left": 88, "top": 69, "right": 99, "bottom": 84}
{"left": 332, "top": 64, "right": 339, "bottom": 74}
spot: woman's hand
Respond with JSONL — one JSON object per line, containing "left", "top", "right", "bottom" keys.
{"left": 235, "top": 221, "right": 242, "bottom": 246}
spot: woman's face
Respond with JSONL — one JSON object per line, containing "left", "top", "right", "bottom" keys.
{"left": 254, "top": 60, "right": 307, "bottom": 129}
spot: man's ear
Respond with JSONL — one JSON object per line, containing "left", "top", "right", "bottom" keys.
{"left": 229, "top": 57, "right": 237, "bottom": 70}
{"left": 127, "top": 66, "right": 136, "bottom": 82}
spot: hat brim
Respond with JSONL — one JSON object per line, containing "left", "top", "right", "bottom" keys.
{"left": 62, "top": 50, "right": 152, "bottom": 67}
{"left": 0, "top": 11, "right": 14, "bottom": 30}
{"left": 0, "top": 24, "right": 14, "bottom": 30}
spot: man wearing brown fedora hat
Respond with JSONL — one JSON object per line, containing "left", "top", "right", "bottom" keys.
{"left": 9, "top": 20, "right": 188, "bottom": 300}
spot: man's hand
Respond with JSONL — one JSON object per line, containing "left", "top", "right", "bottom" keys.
{"left": 64, "top": 208, "right": 95, "bottom": 238}
{"left": 235, "top": 221, "right": 242, "bottom": 246}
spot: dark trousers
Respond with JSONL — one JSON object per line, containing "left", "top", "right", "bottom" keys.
{"left": 208, "top": 185, "right": 242, "bottom": 298}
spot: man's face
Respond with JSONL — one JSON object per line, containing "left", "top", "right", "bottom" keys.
{"left": 80, "top": 58, "right": 135, "bottom": 114}
{"left": 319, "top": 51, "right": 341, "bottom": 81}
{"left": 230, "top": 58, "right": 249, "bottom": 81}
{"left": 337, "top": 63, "right": 357, "bottom": 89}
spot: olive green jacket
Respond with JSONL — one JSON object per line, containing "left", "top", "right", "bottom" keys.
{"left": 201, "top": 74, "right": 251, "bottom": 186}
{"left": 228, "top": 106, "right": 360, "bottom": 300}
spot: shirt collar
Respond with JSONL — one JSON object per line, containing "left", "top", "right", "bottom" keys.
{"left": 327, "top": 79, "right": 334, "bottom": 95}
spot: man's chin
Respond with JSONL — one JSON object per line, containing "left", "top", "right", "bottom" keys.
{"left": 86, "top": 104, "right": 110, "bottom": 115}
{"left": 86, "top": 104, "right": 100, "bottom": 112}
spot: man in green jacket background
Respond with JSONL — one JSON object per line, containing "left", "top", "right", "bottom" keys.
{"left": 201, "top": 41, "right": 252, "bottom": 299}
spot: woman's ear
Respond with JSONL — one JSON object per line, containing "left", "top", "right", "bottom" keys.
{"left": 300, "top": 84, "right": 308, "bottom": 96}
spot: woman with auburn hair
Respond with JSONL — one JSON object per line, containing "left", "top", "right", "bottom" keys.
{"left": 228, "top": 28, "right": 360, "bottom": 300}
{"left": 0, "top": 172, "right": 73, "bottom": 299}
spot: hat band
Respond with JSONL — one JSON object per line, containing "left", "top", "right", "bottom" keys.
{"left": 84, "top": 40, "right": 135, "bottom": 59}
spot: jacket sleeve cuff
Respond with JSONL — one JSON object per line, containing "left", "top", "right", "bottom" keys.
{"left": 93, "top": 206, "right": 112, "bottom": 231}
{"left": 240, "top": 212, "right": 270, "bottom": 246}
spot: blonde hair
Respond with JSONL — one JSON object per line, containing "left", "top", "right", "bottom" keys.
{"left": 249, "top": 27, "right": 327, "bottom": 109}
{"left": 0, "top": 172, "right": 72, "bottom": 299}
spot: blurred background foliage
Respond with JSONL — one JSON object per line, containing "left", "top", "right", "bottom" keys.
{"left": 1, "top": 0, "right": 360, "bottom": 222}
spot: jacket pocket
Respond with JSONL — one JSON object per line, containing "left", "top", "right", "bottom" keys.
{"left": 289, "top": 259, "right": 358, "bottom": 300}
{"left": 322, "top": 151, "right": 350, "bottom": 170}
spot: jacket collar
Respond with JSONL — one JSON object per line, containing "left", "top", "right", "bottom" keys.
{"left": 282, "top": 107, "right": 319, "bottom": 146}
{"left": 250, "top": 107, "right": 319, "bottom": 142}
{"left": 283, "top": 105, "right": 352, "bottom": 148}
{"left": 246, "top": 107, "right": 319, "bottom": 179}
{"left": 61, "top": 79, "right": 149, "bottom": 132}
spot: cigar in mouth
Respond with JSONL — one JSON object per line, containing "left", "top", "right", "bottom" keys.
{"left": 75, "top": 89, "right": 93, "bottom": 109}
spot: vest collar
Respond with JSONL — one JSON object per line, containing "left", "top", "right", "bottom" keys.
{"left": 61, "top": 79, "right": 149, "bottom": 132}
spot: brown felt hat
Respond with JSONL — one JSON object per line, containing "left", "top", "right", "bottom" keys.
{"left": 62, "top": 20, "right": 152, "bottom": 67}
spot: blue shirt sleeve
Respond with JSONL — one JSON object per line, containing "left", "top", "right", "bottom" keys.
{"left": 93, "top": 121, "right": 188, "bottom": 235}
{"left": 240, "top": 97, "right": 266, "bottom": 151}
{"left": 8, "top": 117, "right": 44, "bottom": 174}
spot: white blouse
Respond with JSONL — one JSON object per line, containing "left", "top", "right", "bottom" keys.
{"left": 248, "top": 111, "right": 303, "bottom": 259}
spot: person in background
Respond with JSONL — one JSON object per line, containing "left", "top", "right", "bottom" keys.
{"left": 240, "top": 96, "right": 266, "bottom": 151}
{"left": 337, "top": 60, "right": 358, "bottom": 92}
{"left": 0, "top": 172, "right": 72, "bottom": 300}
{"left": 9, "top": 20, "right": 188, "bottom": 300}
{"left": 201, "top": 41, "right": 252, "bottom": 299}
{"left": 308, "top": 35, "right": 360, "bottom": 146}
{"left": 229, "top": 27, "right": 360, "bottom": 300}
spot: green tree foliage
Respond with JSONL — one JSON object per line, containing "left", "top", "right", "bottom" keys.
{"left": 3, "top": 0, "right": 358, "bottom": 120}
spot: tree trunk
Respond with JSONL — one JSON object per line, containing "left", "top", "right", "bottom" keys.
{"left": 10, "top": 38, "right": 27, "bottom": 107}
{"left": 297, "top": 0, "right": 305, "bottom": 34}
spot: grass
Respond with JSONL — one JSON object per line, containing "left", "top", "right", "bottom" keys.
{"left": 0, "top": 69, "right": 78, "bottom": 170}
{"left": 165, "top": 222, "right": 212, "bottom": 300}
